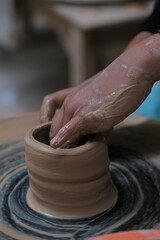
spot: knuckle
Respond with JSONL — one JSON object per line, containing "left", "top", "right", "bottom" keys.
{"left": 43, "top": 94, "right": 52, "bottom": 104}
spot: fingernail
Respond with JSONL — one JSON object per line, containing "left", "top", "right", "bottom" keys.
{"left": 50, "top": 136, "right": 62, "bottom": 148}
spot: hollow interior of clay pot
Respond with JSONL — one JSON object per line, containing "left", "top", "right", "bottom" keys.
{"left": 33, "top": 124, "right": 96, "bottom": 148}
{"left": 33, "top": 124, "right": 50, "bottom": 146}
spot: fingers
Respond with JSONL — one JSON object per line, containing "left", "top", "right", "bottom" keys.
{"left": 40, "top": 88, "right": 73, "bottom": 123}
{"left": 50, "top": 116, "right": 83, "bottom": 148}
{"left": 61, "top": 134, "right": 80, "bottom": 148}
{"left": 49, "top": 102, "right": 74, "bottom": 139}
{"left": 49, "top": 112, "right": 110, "bottom": 148}
{"left": 49, "top": 106, "right": 65, "bottom": 139}
{"left": 49, "top": 110, "right": 114, "bottom": 148}
{"left": 40, "top": 97, "right": 55, "bottom": 123}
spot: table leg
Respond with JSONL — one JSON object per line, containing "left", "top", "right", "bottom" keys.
{"left": 68, "top": 27, "right": 96, "bottom": 86}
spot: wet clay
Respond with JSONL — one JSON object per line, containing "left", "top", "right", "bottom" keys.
{"left": 25, "top": 123, "right": 118, "bottom": 219}
{"left": 93, "top": 79, "right": 153, "bottom": 122}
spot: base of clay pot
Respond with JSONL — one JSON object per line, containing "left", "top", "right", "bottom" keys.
{"left": 27, "top": 182, "right": 118, "bottom": 219}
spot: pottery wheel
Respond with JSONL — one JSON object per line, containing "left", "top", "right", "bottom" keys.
{"left": 1, "top": 119, "right": 160, "bottom": 240}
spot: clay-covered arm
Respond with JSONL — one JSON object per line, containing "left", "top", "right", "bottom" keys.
{"left": 40, "top": 33, "right": 160, "bottom": 148}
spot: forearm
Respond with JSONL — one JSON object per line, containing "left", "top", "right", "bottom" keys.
{"left": 103, "top": 33, "right": 160, "bottom": 88}
{"left": 92, "top": 33, "right": 160, "bottom": 127}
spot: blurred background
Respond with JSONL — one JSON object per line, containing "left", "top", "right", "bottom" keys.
{"left": 0, "top": 0, "right": 158, "bottom": 119}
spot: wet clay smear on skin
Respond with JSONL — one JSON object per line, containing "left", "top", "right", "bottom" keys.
{"left": 1, "top": 140, "right": 160, "bottom": 240}
{"left": 92, "top": 81, "right": 152, "bottom": 121}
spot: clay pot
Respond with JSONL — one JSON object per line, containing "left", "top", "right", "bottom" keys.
{"left": 24, "top": 122, "right": 118, "bottom": 219}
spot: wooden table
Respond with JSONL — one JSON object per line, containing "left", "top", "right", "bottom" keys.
{"left": 0, "top": 112, "right": 39, "bottom": 144}
{"left": 27, "top": 1, "right": 154, "bottom": 86}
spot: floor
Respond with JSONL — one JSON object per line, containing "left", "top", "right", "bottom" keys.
{"left": 0, "top": 31, "right": 68, "bottom": 118}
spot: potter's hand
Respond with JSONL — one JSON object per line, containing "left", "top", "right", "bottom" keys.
{"left": 40, "top": 87, "right": 77, "bottom": 123}
{"left": 40, "top": 34, "right": 160, "bottom": 148}
{"left": 41, "top": 72, "right": 114, "bottom": 148}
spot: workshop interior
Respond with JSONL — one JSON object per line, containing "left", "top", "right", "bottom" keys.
{"left": 0, "top": 1, "right": 160, "bottom": 240}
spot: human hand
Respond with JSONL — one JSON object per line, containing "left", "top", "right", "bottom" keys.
{"left": 40, "top": 71, "right": 151, "bottom": 149}
{"left": 40, "top": 87, "right": 77, "bottom": 123}
{"left": 41, "top": 72, "right": 116, "bottom": 148}
{"left": 40, "top": 34, "right": 159, "bottom": 148}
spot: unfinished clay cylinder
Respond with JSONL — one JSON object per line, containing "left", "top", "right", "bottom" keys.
{"left": 24, "top": 122, "right": 118, "bottom": 219}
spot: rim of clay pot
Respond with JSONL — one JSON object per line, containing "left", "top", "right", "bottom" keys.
{"left": 24, "top": 122, "right": 106, "bottom": 156}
